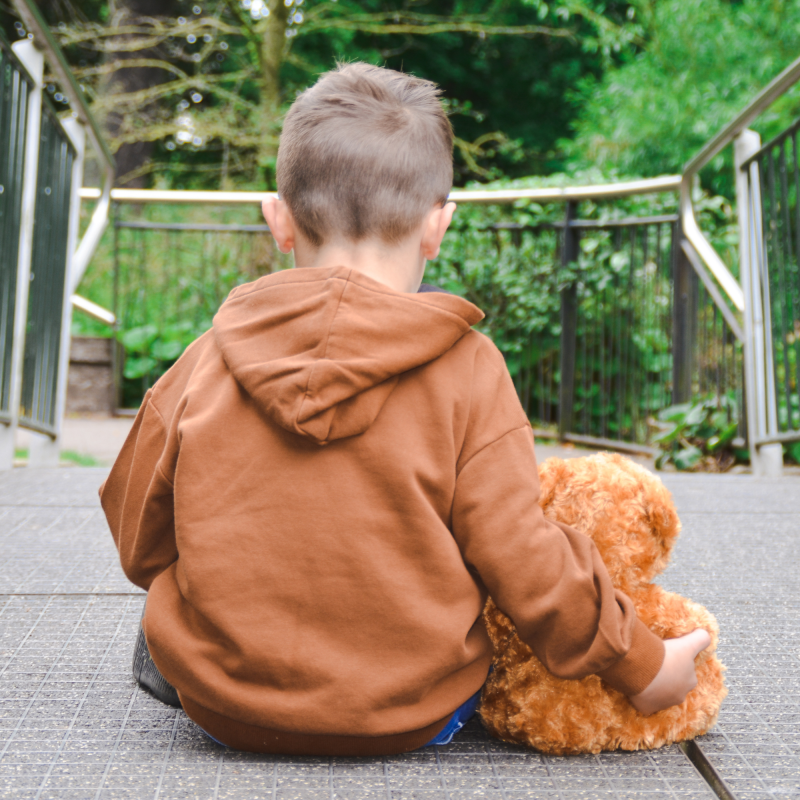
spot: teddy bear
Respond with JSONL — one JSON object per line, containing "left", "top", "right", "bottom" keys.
{"left": 479, "top": 453, "right": 726, "bottom": 755}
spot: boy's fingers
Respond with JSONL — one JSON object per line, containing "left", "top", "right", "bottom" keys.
{"left": 685, "top": 628, "right": 712, "bottom": 656}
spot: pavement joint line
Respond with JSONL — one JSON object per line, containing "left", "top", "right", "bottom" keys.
{"left": 433, "top": 744, "right": 452, "bottom": 800}
{"left": 485, "top": 740, "right": 510, "bottom": 800}
{"left": 0, "top": 588, "right": 146, "bottom": 592}
{"left": 211, "top": 743, "right": 224, "bottom": 800}
{"left": 540, "top": 753, "right": 566, "bottom": 800}
{"left": 680, "top": 741, "right": 738, "bottom": 800}
{"left": 92, "top": 685, "right": 141, "bottom": 800}
{"left": 0, "top": 503, "right": 100, "bottom": 509}
{"left": 382, "top": 750, "right": 391, "bottom": 800}
{"left": 153, "top": 705, "right": 182, "bottom": 800}
{"left": 589, "top": 750, "right": 617, "bottom": 799}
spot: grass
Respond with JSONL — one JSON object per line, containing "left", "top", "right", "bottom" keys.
{"left": 14, "top": 448, "right": 102, "bottom": 467}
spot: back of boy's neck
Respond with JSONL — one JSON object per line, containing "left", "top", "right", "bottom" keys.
{"left": 292, "top": 236, "right": 424, "bottom": 294}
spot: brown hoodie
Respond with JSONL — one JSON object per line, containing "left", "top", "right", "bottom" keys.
{"left": 100, "top": 265, "right": 664, "bottom": 756}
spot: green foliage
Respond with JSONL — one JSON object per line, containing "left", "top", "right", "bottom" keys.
{"left": 566, "top": 0, "right": 800, "bottom": 196}
{"left": 121, "top": 322, "right": 194, "bottom": 378}
{"left": 652, "top": 395, "right": 743, "bottom": 471}
{"left": 119, "top": 320, "right": 200, "bottom": 405}
{"left": 786, "top": 441, "right": 800, "bottom": 465}
{"left": 2, "top": 0, "right": 646, "bottom": 187}
{"left": 60, "top": 450, "right": 102, "bottom": 467}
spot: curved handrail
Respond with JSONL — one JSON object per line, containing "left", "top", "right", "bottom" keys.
{"left": 79, "top": 175, "right": 682, "bottom": 206}
{"left": 680, "top": 52, "right": 800, "bottom": 313}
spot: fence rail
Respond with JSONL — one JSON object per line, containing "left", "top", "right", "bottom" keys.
{"left": 108, "top": 199, "right": 743, "bottom": 450}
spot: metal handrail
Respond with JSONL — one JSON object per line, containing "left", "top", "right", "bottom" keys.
{"left": 680, "top": 53, "right": 800, "bottom": 313}
{"left": 12, "top": 0, "right": 115, "bottom": 294}
{"left": 79, "top": 175, "right": 682, "bottom": 205}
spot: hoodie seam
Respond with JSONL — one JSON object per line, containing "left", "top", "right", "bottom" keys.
{"left": 142, "top": 395, "right": 176, "bottom": 488}
{"left": 456, "top": 424, "right": 531, "bottom": 478}
{"left": 225, "top": 273, "right": 480, "bottom": 326}
{"left": 295, "top": 272, "right": 350, "bottom": 436}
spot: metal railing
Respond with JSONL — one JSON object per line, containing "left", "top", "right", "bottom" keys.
{"left": 20, "top": 101, "right": 75, "bottom": 434}
{"left": 679, "top": 52, "right": 800, "bottom": 475}
{"left": 0, "top": 1, "right": 115, "bottom": 467}
{"left": 104, "top": 187, "right": 743, "bottom": 452}
{"left": 739, "top": 123, "right": 800, "bottom": 445}
{"left": 0, "top": 39, "right": 31, "bottom": 424}
{"left": 71, "top": 45, "right": 800, "bottom": 470}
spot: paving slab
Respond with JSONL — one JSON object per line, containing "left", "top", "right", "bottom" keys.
{"left": 657, "top": 475, "right": 800, "bottom": 800}
{"left": 0, "top": 468, "right": 798, "bottom": 800}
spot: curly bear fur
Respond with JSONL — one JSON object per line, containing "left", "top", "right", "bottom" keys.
{"left": 479, "top": 453, "right": 726, "bottom": 755}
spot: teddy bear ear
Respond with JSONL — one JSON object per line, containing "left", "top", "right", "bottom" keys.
{"left": 643, "top": 479, "right": 682, "bottom": 573}
{"left": 536, "top": 457, "right": 573, "bottom": 515}
{"left": 611, "top": 456, "right": 681, "bottom": 580}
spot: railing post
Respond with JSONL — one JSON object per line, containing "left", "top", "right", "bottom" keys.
{"left": 735, "top": 129, "right": 783, "bottom": 477}
{"left": 0, "top": 40, "right": 43, "bottom": 470}
{"left": 672, "top": 221, "right": 697, "bottom": 404}
{"left": 558, "top": 201, "right": 579, "bottom": 438}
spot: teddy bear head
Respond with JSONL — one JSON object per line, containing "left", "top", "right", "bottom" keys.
{"left": 537, "top": 452, "right": 680, "bottom": 593}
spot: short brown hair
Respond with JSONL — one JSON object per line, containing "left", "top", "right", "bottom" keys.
{"left": 276, "top": 62, "right": 453, "bottom": 245}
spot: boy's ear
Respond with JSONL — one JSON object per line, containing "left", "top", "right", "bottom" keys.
{"left": 420, "top": 202, "right": 456, "bottom": 260}
{"left": 262, "top": 196, "right": 296, "bottom": 254}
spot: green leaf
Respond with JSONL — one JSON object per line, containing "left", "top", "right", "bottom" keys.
{"left": 707, "top": 420, "right": 739, "bottom": 451}
{"left": 151, "top": 340, "right": 184, "bottom": 361}
{"left": 658, "top": 403, "right": 692, "bottom": 422}
{"left": 121, "top": 325, "right": 158, "bottom": 354}
{"left": 651, "top": 422, "right": 681, "bottom": 444}
{"left": 683, "top": 404, "right": 706, "bottom": 427}
{"left": 673, "top": 445, "right": 703, "bottom": 471}
{"left": 124, "top": 356, "right": 157, "bottom": 379}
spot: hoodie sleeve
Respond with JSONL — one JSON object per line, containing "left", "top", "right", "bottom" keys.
{"left": 99, "top": 389, "right": 178, "bottom": 591}
{"left": 451, "top": 339, "right": 664, "bottom": 697}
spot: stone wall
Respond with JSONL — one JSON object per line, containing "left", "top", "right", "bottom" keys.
{"left": 66, "top": 337, "right": 115, "bottom": 415}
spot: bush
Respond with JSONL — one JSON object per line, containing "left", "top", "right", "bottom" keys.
{"left": 652, "top": 395, "right": 744, "bottom": 471}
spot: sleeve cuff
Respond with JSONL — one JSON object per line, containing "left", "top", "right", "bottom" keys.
{"left": 596, "top": 618, "right": 665, "bottom": 696}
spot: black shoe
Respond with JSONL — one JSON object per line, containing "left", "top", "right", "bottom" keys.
{"left": 132, "top": 611, "right": 182, "bottom": 708}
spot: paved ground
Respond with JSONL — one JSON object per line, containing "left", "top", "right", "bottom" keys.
{"left": 0, "top": 467, "right": 798, "bottom": 800}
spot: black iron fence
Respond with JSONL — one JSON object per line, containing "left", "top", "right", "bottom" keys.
{"left": 742, "top": 120, "right": 800, "bottom": 439}
{"left": 109, "top": 201, "right": 743, "bottom": 448}
{"left": 430, "top": 204, "right": 743, "bottom": 449}
{"left": 0, "top": 35, "right": 30, "bottom": 423}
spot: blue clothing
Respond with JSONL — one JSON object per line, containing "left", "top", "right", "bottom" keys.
{"left": 423, "top": 686, "right": 483, "bottom": 747}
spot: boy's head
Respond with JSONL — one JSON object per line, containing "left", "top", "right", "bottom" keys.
{"left": 276, "top": 62, "right": 453, "bottom": 246}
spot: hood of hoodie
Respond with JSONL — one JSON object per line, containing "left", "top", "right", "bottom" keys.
{"left": 213, "top": 266, "right": 484, "bottom": 444}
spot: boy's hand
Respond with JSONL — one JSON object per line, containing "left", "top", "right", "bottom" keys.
{"left": 628, "top": 629, "right": 711, "bottom": 716}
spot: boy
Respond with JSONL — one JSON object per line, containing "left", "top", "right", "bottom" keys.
{"left": 100, "top": 63, "right": 709, "bottom": 756}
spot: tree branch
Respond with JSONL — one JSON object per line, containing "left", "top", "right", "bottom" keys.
{"left": 300, "top": 12, "right": 575, "bottom": 40}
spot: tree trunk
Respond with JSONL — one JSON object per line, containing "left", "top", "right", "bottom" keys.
{"left": 255, "top": 0, "right": 291, "bottom": 179}
{"left": 102, "top": 0, "right": 180, "bottom": 187}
